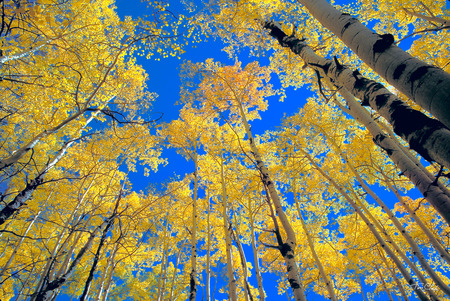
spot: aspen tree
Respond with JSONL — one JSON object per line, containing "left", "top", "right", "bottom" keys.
{"left": 263, "top": 21, "right": 450, "bottom": 170}
{"left": 329, "top": 86, "right": 450, "bottom": 226}
{"left": 292, "top": 181, "right": 337, "bottom": 301}
{"left": 314, "top": 123, "right": 450, "bottom": 297}
{"left": 295, "top": 0, "right": 450, "bottom": 128}
{"left": 301, "top": 151, "right": 433, "bottom": 301}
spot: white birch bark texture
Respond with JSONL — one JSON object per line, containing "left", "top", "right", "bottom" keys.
{"left": 336, "top": 87, "right": 450, "bottom": 227}
{"left": 302, "top": 151, "right": 433, "bottom": 301}
{"left": 235, "top": 98, "right": 307, "bottom": 301}
{"left": 263, "top": 21, "right": 450, "bottom": 169}
{"left": 296, "top": 0, "right": 450, "bottom": 128}
{"left": 0, "top": 110, "right": 100, "bottom": 225}
{"left": 263, "top": 21, "right": 450, "bottom": 226}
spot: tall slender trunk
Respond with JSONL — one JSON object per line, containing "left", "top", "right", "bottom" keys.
{"left": 295, "top": 0, "right": 450, "bottom": 128}
{"left": 31, "top": 216, "right": 111, "bottom": 301}
{"left": 375, "top": 265, "right": 394, "bottom": 301}
{"left": 0, "top": 40, "right": 49, "bottom": 64}
{"left": 189, "top": 152, "right": 199, "bottom": 301}
{"left": 220, "top": 156, "right": 238, "bottom": 301}
{"left": 301, "top": 151, "right": 433, "bottom": 301}
{"left": 378, "top": 247, "right": 410, "bottom": 301}
{"left": 263, "top": 21, "right": 450, "bottom": 169}
{"left": 79, "top": 192, "right": 121, "bottom": 301}
{"left": 95, "top": 242, "right": 118, "bottom": 301}
{"left": 382, "top": 172, "right": 450, "bottom": 266}
{"left": 318, "top": 125, "right": 450, "bottom": 297}
{"left": 249, "top": 205, "right": 265, "bottom": 301}
{"left": 331, "top": 86, "right": 450, "bottom": 227}
{"left": 231, "top": 218, "right": 254, "bottom": 301}
{"left": 168, "top": 237, "right": 187, "bottom": 301}
{"left": 0, "top": 110, "right": 101, "bottom": 225}
{"left": 99, "top": 244, "right": 119, "bottom": 301}
{"left": 234, "top": 97, "right": 307, "bottom": 301}
{"left": 292, "top": 183, "right": 337, "bottom": 301}
{"left": 206, "top": 191, "right": 212, "bottom": 301}
{"left": 0, "top": 193, "right": 49, "bottom": 279}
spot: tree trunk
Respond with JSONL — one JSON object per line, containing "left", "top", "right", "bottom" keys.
{"left": 378, "top": 248, "right": 410, "bottom": 301}
{"left": 0, "top": 110, "right": 100, "bottom": 225}
{"left": 79, "top": 192, "right": 120, "bottom": 301}
{"left": 188, "top": 154, "right": 199, "bottom": 301}
{"left": 331, "top": 86, "right": 450, "bottom": 227}
{"left": 232, "top": 220, "right": 254, "bottom": 301}
{"left": 375, "top": 265, "right": 394, "bottom": 301}
{"left": 249, "top": 206, "right": 265, "bottom": 301}
{"left": 220, "top": 157, "right": 238, "bottom": 301}
{"left": 31, "top": 218, "right": 108, "bottom": 301}
{"left": 296, "top": 0, "right": 450, "bottom": 128}
{"left": 263, "top": 21, "right": 450, "bottom": 169}
{"left": 235, "top": 97, "right": 307, "bottom": 301}
{"left": 382, "top": 173, "right": 450, "bottom": 266}
{"left": 319, "top": 126, "right": 450, "bottom": 297}
{"left": 292, "top": 185, "right": 337, "bottom": 301}
{"left": 301, "top": 150, "right": 433, "bottom": 301}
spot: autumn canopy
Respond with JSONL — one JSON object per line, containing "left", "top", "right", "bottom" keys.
{"left": 0, "top": 0, "right": 449, "bottom": 300}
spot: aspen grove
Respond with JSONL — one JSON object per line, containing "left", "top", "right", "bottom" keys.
{"left": 0, "top": 0, "right": 449, "bottom": 300}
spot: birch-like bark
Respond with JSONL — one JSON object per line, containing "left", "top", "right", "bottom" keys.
{"left": 220, "top": 156, "right": 238, "bottom": 301}
{"left": 292, "top": 186, "right": 337, "bottom": 301}
{"left": 383, "top": 173, "right": 450, "bottom": 266}
{"left": 378, "top": 248, "right": 410, "bottom": 301}
{"left": 249, "top": 205, "right": 265, "bottom": 301}
{"left": 0, "top": 92, "right": 115, "bottom": 171}
{"left": 378, "top": 122, "right": 450, "bottom": 199}
{"left": 31, "top": 215, "right": 111, "bottom": 301}
{"left": 0, "top": 195, "right": 48, "bottom": 279}
{"left": 79, "top": 192, "right": 120, "bottom": 301}
{"left": 319, "top": 126, "right": 450, "bottom": 296}
{"left": 232, "top": 220, "right": 254, "bottom": 301}
{"left": 188, "top": 152, "right": 199, "bottom": 301}
{"left": 330, "top": 86, "right": 450, "bottom": 227}
{"left": 206, "top": 191, "right": 212, "bottom": 301}
{"left": 168, "top": 238, "right": 187, "bottom": 301}
{"left": 295, "top": 0, "right": 450, "bottom": 128}
{"left": 0, "top": 139, "right": 73, "bottom": 225}
{"left": 0, "top": 110, "right": 101, "bottom": 225}
{"left": 0, "top": 110, "right": 84, "bottom": 171}
{"left": 301, "top": 151, "right": 432, "bottom": 301}
{"left": 263, "top": 21, "right": 450, "bottom": 169}
{"left": 375, "top": 265, "right": 394, "bottom": 301}
{"left": 99, "top": 245, "right": 119, "bottom": 301}
{"left": 234, "top": 97, "right": 307, "bottom": 301}
{"left": 0, "top": 41, "right": 49, "bottom": 64}
{"left": 95, "top": 243, "right": 118, "bottom": 301}
{"left": 33, "top": 179, "right": 96, "bottom": 292}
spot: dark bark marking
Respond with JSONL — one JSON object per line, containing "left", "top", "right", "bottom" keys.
{"left": 361, "top": 81, "right": 384, "bottom": 106}
{"left": 288, "top": 278, "right": 301, "bottom": 289}
{"left": 390, "top": 101, "right": 444, "bottom": 162}
{"left": 333, "top": 56, "right": 344, "bottom": 72}
{"left": 340, "top": 17, "right": 358, "bottom": 36}
{"left": 263, "top": 21, "right": 287, "bottom": 45}
{"left": 410, "top": 66, "right": 434, "bottom": 92}
{"left": 374, "top": 94, "right": 390, "bottom": 110}
{"left": 393, "top": 63, "right": 406, "bottom": 80}
{"left": 373, "top": 34, "right": 395, "bottom": 53}
{"left": 279, "top": 243, "right": 291, "bottom": 257}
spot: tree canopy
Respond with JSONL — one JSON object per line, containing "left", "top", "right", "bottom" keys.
{"left": 0, "top": 0, "right": 449, "bottom": 300}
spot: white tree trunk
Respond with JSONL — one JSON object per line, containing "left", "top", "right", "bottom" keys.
{"left": 297, "top": 0, "right": 450, "bottom": 128}
{"left": 263, "top": 21, "right": 450, "bottom": 169}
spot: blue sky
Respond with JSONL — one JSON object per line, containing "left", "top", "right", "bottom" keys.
{"left": 112, "top": 1, "right": 431, "bottom": 300}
